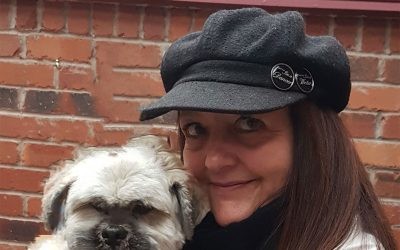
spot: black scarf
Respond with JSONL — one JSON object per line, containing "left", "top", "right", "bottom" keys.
{"left": 183, "top": 196, "right": 284, "bottom": 250}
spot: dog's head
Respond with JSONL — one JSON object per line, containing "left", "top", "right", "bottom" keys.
{"left": 42, "top": 135, "right": 207, "bottom": 250}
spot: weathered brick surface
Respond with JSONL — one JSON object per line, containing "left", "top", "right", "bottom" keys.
{"left": 117, "top": 5, "right": 140, "bottom": 38}
{"left": 0, "top": 141, "right": 19, "bottom": 164}
{"left": 373, "top": 171, "right": 400, "bottom": 199}
{"left": 0, "top": 218, "right": 46, "bottom": 242}
{"left": 334, "top": 16, "right": 359, "bottom": 51}
{"left": 0, "top": 62, "right": 53, "bottom": 88}
{"left": 21, "top": 143, "right": 75, "bottom": 168}
{"left": 93, "top": 3, "right": 115, "bottom": 36}
{"left": 0, "top": 0, "right": 11, "bottom": 30}
{"left": 67, "top": 2, "right": 90, "bottom": 35}
{"left": 15, "top": 0, "right": 37, "bottom": 31}
{"left": 354, "top": 140, "right": 400, "bottom": 168}
{"left": 42, "top": 1, "right": 65, "bottom": 32}
{"left": 381, "top": 115, "right": 400, "bottom": 140}
{"left": 383, "top": 59, "right": 400, "bottom": 84}
{"left": 0, "top": 167, "right": 49, "bottom": 192}
{"left": 0, "top": 1, "right": 399, "bottom": 248}
{"left": 0, "top": 87, "right": 18, "bottom": 110}
{"left": 0, "top": 34, "right": 20, "bottom": 57}
{"left": 362, "top": 17, "right": 387, "bottom": 53}
{"left": 143, "top": 6, "right": 165, "bottom": 41}
{"left": 348, "top": 85, "right": 400, "bottom": 112}
{"left": 169, "top": 8, "right": 192, "bottom": 41}
{"left": 340, "top": 112, "right": 375, "bottom": 138}
{"left": 0, "top": 194, "right": 23, "bottom": 217}
{"left": 27, "top": 197, "right": 42, "bottom": 218}
{"left": 27, "top": 35, "right": 92, "bottom": 62}
{"left": 304, "top": 14, "right": 330, "bottom": 36}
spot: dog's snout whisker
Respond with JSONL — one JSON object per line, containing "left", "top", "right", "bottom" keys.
{"left": 102, "top": 225, "right": 128, "bottom": 246}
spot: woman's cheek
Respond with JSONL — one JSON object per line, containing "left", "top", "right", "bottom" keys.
{"left": 183, "top": 150, "right": 206, "bottom": 180}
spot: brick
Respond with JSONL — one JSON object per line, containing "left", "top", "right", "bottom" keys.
{"left": 58, "top": 92, "right": 96, "bottom": 116}
{"left": 59, "top": 66, "right": 95, "bottom": 91}
{"left": 334, "top": 16, "right": 359, "bottom": 50}
{"left": 117, "top": 5, "right": 139, "bottom": 38}
{"left": 0, "top": 243, "right": 26, "bottom": 250}
{"left": 0, "top": 87, "right": 18, "bottom": 110}
{"left": 354, "top": 140, "right": 400, "bottom": 167}
{"left": 27, "top": 197, "right": 42, "bottom": 218}
{"left": 349, "top": 56, "right": 378, "bottom": 82}
{"left": 0, "top": 194, "right": 23, "bottom": 216}
{"left": 67, "top": 2, "right": 90, "bottom": 35}
{"left": 92, "top": 123, "right": 133, "bottom": 146}
{"left": 16, "top": 0, "right": 37, "bottom": 30}
{"left": 0, "top": 62, "right": 53, "bottom": 88}
{"left": 96, "top": 41, "right": 161, "bottom": 69}
{"left": 192, "top": 9, "right": 213, "bottom": 32}
{"left": 390, "top": 19, "right": 400, "bottom": 54}
{"left": 362, "top": 18, "right": 386, "bottom": 53}
{"left": 169, "top": 8, "right": 192, "bottom": 41}
{"left": 340, "top": 112, "right": 375, "bottom": 138}
{"left": 24, "top": 90, "right": 58, "bottom": 114}
{"left": 348, "top": 85, "right": 400, "bottom": 112}
{"left": 0, "top": 0, "right": 11, "bottom": 30}
{"left": 304, "top": 15, "right": 330, "bottom": 36}
{"left": 93, "top": 3, "right": 115, "bottom": 37}
{"left": 0, "top": 218, "right": 46, "bottom": 242}
{"left": 383, "top": 59, "right": 400, "bottom": 84}
{"left": 107, "top": 71, "right": 164, "bottom": 97}
{"left": 143, "top": 7, "right": 165, "bottom": 41}
{"left": 381, "top": 115, "right": 400, "bottom": 140}
{"left": 0, "top": 115, "right": 93, "bottom": 143}
{"left": 382, "top": 203, "right": 400, "bottom": 225}
{"left": 0, "top": 167, "right": 49, "bottom": 192}
{"left": 97, "top": 99, "right": 140, "bottom": 123}
{"left": 21, "top": 143, "right": 75, "bottom": 168}
{"left": 0, "top": 34, "right": 20, "bottom": 56}
{"left": 42, "top": 1, "right": 65, "bottom": 32}
{"left": 373, "top": 171, "right": 400, "bottom": 199}
{"left": 27, "top": 35, "right": 91, "bottom": 62}
{"left": 0, "top": 141, "right": 19, "bottom": 164}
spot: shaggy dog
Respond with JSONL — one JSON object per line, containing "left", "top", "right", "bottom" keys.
{"left": 29, "top": 135, "right": 208, "bottom": 250}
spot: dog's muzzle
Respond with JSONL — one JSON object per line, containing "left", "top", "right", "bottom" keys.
{"left": 102, "top": 225, "right": 128, "bottom": 248}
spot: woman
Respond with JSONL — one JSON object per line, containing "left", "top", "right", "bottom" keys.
{"left": 140, "top": 8, "right": 396, "bottom": 250}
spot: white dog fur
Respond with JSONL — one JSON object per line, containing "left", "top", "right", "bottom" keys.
{"left": 29, "top": 135, "right": 208, "bottom": 250}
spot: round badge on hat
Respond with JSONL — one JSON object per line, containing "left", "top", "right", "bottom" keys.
{"left": 271, "top": 63, "right": 295, "bottom": 91}
{"left": 295, "top": 68, "right": 314, "bottom": 93}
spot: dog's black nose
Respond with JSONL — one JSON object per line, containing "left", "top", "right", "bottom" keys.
{"left": 102, "top": 225, "right": 128, "bottom": 246}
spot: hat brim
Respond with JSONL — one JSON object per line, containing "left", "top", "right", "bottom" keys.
{"left": 139, "top": 81, "right": 306, "bottom": 121}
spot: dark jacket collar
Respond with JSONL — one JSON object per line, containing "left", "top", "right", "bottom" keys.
{"left": 184, "top": 196, "right": 284, "bottom": 250}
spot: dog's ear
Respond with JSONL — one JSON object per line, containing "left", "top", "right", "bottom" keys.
{"left": 170, "top": 180, "right": 195, "bottom": 240}
{"left": 41, "top": 163, "right": 76, "bottom": 232}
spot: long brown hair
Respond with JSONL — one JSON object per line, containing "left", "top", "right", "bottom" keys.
{"left": 178, "top": 101, "right": 396, "bottom": 249}
{"left": 278, "top": 100, "right": 396, "bottom": 249}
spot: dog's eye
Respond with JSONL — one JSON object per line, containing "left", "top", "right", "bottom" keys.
{"left": 132, "top": 201, "right": 153, "bottom": 215}
{"left": 91, "top": 203, "right": 109, "bottom": 215}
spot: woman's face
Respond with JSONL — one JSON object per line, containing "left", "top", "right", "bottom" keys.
{"left": 179, "top": 108, "right": 293, "bottom": 226}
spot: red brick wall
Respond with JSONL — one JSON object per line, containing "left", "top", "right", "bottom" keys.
{"left": 0, "top": 0, "right": 398, "bottom": 248}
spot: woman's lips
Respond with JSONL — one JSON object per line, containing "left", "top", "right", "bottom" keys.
{"left": 210, "top": 179, "right": 256, "bottom": 189}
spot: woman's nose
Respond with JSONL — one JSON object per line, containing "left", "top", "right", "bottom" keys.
{"left": 204, "top": 136, "right": 237, "bottom": 171}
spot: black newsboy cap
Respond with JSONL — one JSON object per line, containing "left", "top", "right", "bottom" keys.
{"left": 140, "top": 8, "right": 351, "bottom": 121}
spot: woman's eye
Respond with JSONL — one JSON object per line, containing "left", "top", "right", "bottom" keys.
{"left": 182, "top": 123, "right": 205, "bottom": 138}
{"left": 235, "top": 116, "right": 265, "bottom": 132}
